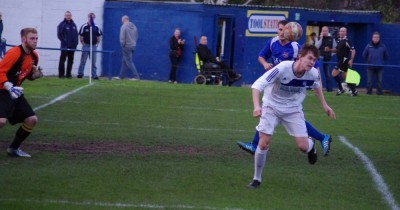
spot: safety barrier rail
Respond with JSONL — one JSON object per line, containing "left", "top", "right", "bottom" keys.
{"left": 0, "top": 42, "right": 115, "bottom": 80}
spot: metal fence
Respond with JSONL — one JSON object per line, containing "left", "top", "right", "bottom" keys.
{"left": 0, "top": 41, "right": 115, "bottom": 80}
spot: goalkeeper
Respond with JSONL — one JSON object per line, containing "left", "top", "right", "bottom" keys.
{"left": 0, "top": 28, "right": 43, "bottom": 157}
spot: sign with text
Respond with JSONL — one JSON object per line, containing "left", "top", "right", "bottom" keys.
{"left": 246, "top": 10, "right": 288, "bottom": 37}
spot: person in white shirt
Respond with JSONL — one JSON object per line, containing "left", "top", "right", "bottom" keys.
{"left": 247, "top": 44, "right": 336, "bottom": 189}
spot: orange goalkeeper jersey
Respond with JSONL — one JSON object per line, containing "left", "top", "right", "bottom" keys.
{"left": 0, "top": 45, "right": 39, "bottom": 90}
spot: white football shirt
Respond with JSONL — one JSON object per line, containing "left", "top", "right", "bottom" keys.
{"left": 251, "top": 60, "right": 320, "bottom": 113}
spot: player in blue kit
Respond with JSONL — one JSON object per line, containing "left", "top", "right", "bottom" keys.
{"left": 237, "top": 20, "right": 332, "bottom": 156}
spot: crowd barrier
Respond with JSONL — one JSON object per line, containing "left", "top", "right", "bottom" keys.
{"left": 0, "top": 41, "right": 115, "bottom": 80}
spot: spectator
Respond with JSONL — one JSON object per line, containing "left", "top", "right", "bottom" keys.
{"left": 315, "top": 26, "right": 336, "bottom": 92}
{"left": 168, "top": 28, "right": 185, "bottom": 84}
{"left": 77, "top": 12, "right": 102, "bottom": 79}
{"left": 196, "top": 35, "right": 241, "bottom": 85}
{"left": 309, "top": 32, "right": 317, "bottom": 45}
{"left": 113, "top": 15, "right": 140, "bottom": 81}
{"left": 0, "top": 28, "right": 44, "bottom": 158}
{"left": 57, "top": 11, "right": 79, "bottom": 79}
{"left": 362, "top": 32, "right": 389, "bottom": 95}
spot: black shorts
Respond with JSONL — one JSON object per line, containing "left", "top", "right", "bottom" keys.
{"left": 0, "top": 90, "right": 35, "bottom": 125}
{"left": 334, "top": 57, "right": 350, "bottom": 72}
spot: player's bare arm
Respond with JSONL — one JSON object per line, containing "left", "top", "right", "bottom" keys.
{"left": 258, "top": 56, "right": 273, "bottom": 71}
{"left": 252, "top": 88, "right": 262, "bottom": 118}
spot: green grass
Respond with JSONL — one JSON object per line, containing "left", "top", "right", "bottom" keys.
{"left": 0, "top": 78, "right": 399, "bottom": 210}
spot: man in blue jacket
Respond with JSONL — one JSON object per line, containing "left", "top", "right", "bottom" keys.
{"left": 57, "top": 11, "right": 78, "bottom": 78}
{"left": 362, "top": 32, "right": 389, "bottom": 95}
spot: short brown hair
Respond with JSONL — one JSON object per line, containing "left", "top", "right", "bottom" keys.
{"left": 299, "top": 44, "right": 319, "bottom": 58}
{"left": 278, "top": 20, "right": 289, "bottom": 26}
{"left": 20, "top": 28, "right": 37, "bottom": 38}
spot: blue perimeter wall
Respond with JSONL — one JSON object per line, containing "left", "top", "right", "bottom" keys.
{"left": 102, "top": 1, "right": 400, "bottom": 93}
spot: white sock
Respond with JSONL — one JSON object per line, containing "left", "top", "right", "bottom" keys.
{"left": 306, "top": 138, "right": 314, "bottom": 153}
{"left": 253, "top": 146, "right": 268, "bottom": 182}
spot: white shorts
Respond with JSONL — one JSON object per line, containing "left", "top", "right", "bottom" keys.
{"left": 256, "top": 106, "right": 308, "bottom": 137}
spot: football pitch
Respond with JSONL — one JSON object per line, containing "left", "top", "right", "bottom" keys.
{"left": 0, "top": 78, "right": 399, "bottom": 210}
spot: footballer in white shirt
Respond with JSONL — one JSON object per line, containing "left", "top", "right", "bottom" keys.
{"left": 248, "top": 44, "right": 336, "bottom": 189}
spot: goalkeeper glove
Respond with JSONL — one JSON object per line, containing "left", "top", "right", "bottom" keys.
{"left": 31, "top": 65, "right": 43, "bottom": 80}
{"left": 3, "top": 81, "right": 24, "bottom": 100}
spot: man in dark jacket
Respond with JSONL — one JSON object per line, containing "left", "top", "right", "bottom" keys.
{"left": 362, "top": 32, "right": 389, "bottom": 95}
{"left": 57, "top": 11, "right": 78, "bottom": 78}
{"left": 315, "top": 26, "right": 336, "bottom": 92}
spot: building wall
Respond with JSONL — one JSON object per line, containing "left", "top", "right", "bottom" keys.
{"left": 1, "top": 0, "right": 104, "bottom": 76}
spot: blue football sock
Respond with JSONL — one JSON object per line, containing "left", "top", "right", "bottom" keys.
{"left": 252, "top": 130, "right": 259, "bottom": 148}
{"left": 305, "top": 121, "right": 325, "bottom": 142}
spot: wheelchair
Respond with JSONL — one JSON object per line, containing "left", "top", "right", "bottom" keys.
{"left": 193, "top": 52, "right": 230, "bottom": 86}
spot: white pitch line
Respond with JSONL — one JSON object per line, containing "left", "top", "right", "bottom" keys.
{"left": 33, "top": 83, "right": 94, "bottom": 111}
{"left": 339, "top": 136, "right": 400, "bottom": 210}
{"left": 0, "top": 198, "right": 245, "bottom": 210}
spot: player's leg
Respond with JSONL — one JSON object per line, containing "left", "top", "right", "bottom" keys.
{"left": 236, "top": 130, "right": 258, "bottom": 155}
{"left": 248, "top": 106, "right": 277, "bottom": 188}
{"left": 281, "top": 110, "right": 317, "bottom": 164}
{"left": 9, "top": 115, "right": 37, "bottom": 149}
{"left": 248, "top": 132, "right": 271, "bottom": 188}
{"left": 294, "top": 136, "right": 317, "bottom": 164}
{"left": 305, "top": 120, "right": 331, "bottom": 156}
{"left": 7, "top": 97, "right": 37, "bottom": 157}
{"left": 332, "top": 66, "right": 344, "bottom": 95}
{"left": 341, "top": 62, "right": 357, "bottom": 96}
